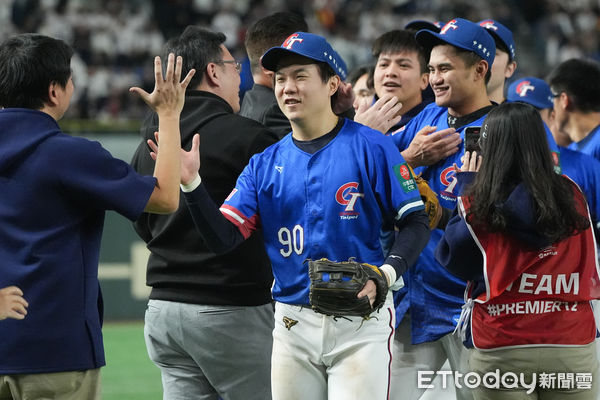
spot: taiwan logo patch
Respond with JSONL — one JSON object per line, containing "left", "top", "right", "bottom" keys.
{"left": 393, "top": 163, "right": 417, "bottom": 194}
{"left": 335, "top": 182, "right": 364, "bottom": 220}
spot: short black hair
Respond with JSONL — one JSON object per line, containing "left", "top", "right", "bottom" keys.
{"left": 244, "top": 12, "right": 308, "bottom": 73}
{"left": 0, "top": 33, "right": 73, "bottom": 109}
{"left": 548, "top": 58, "right": 600, "bottom": 112}
{"left": 164, "top": 26, "right": 226, "bottom": 89}
{"left": 371, "top": 30, "right": 429, "bottom": 74}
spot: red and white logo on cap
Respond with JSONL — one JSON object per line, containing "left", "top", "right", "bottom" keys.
{"left": 440, "top": 19, "right": 459, "bottom": 34}
{"left": 516, "top": 80, "right": 535, "bottom": 97}
{"left": 479, "top": 20, "right": 498, "bottom": 31}
{"left": 282, "top": 33, "right": 304, "bottom": 49}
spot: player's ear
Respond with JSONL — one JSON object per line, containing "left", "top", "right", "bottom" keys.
{"left": 419, "top": 72, "right": 429, "bottom": 91}
{"left": 474, "top": 60, "right": 488, "bottom": 81}
{"left": 505, "top": 60, "right": 517, "bottom": 79}
{"left": 328, "top": 75, "right": 341, "bottom": 96}
{"left": 562, "top": 92, "right": 575, "bottom": 111}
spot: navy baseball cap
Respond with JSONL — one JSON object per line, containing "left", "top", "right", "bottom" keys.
{"left": 405, "top": 20, "right": 442, "bottom": 33}
{"left": 261, "top": 32, "right": 348, "bottom": 80}
{"left": 506, "top": 77, "right": 553, "bottom": 109}
{"left": 415, "top": 18, "right": 496, "bottom": 66}
{"left": 478, "top": 19, "right": 516, "bottom": 60}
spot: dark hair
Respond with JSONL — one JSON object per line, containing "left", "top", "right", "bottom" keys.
{"left": 0, "top": 33, "right": 73, "bottom": 109}
{"left": 465, "top": 102, "right": 589, "bottom": 244}
{"left": 548, "top": 58, "right": 600, "bottom": 112}
{"left": 164, "top": 26, "right": 226, "bottom": 89}
{"left": 316, "top": 62, "right": 339, "bottom": 106}
{"left": 347, "top": 65, "right": 374, "bottom": 89}
{"left": 244, "top": 12, "right": 308, "bottom": 73}
{"left": 454, "top": 47, "right": 492, "bottom": 85}
{"left": 372, "top": 30, "right": 429, "bottom": 74}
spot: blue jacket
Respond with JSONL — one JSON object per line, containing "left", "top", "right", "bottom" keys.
{"left": 0, "top": 109, "right": 155, "bottom": 373}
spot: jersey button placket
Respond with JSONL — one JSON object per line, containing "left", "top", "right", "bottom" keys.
{"left": 306, "top": 157, "right": 323, "bottom": 258}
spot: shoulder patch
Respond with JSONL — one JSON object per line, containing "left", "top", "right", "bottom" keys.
{"left": 393, "top": 163, "right": 418, "bottom": 193}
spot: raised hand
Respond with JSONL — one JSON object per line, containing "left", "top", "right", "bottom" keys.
{"left": 148, "top": 132, "right": 201, "bottom": 186}
{"left": 129, "top": 53, "right": 195, "bottom": 117}
{"left": 354, "top": 94, "right": 402, "bottom": 134}
{"left": 401, "top": 126, "right": 461, "bottom": 168}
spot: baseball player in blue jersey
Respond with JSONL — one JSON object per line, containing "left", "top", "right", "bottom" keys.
{"left": 169, "top": 32, "right": 431, "bottom": 400}
{"left": 390, "top": 18, "right": 496, "bottom": 400}
{"left": 548, "top": 58, "right": 600, "bottom": 162}
{"left": 507, "top": 76, "right": 600, "bottom": 236}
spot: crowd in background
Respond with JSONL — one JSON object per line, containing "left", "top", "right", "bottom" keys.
{"left": 2, "top": 0, "right": 600, "bottom": 122}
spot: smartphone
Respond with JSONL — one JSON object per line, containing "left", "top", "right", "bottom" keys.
{"left": 464, "top": 126, "right": 481, "bottom": 153}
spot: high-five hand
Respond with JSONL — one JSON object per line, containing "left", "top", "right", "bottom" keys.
{"left": 147, "top": 132, "right": 201, "bottom": 186}
{"left": 129, "top": 53, "right": 195, "bottom": 117}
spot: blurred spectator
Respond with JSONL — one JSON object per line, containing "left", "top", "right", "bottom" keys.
{"left": 3, "top": 0, "right": 599, "bottom": 123}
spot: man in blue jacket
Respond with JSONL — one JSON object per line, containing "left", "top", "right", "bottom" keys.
{"left": 0, "top": 33, "right": 192, "bottom": 399}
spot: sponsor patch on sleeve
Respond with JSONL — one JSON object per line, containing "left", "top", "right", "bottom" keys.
{"left": 393, "top": 163, "right": 418, "bottom": 193}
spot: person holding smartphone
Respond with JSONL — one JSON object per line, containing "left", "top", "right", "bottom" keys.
{"left": 389, "top": 18, "right": 496, "bottom": 400}
{"left": 436, "top": 102, "right": 599, "bottom": 399}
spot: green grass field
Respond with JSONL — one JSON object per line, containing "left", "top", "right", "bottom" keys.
{"left": 102, "top": 322, "right": 163, "bottom": 400}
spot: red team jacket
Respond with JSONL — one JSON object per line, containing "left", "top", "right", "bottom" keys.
{"left": 437, "top": 177, "right": 600, "bottom": 350}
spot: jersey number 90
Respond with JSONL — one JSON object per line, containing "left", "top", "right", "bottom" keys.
{"left": 278, "top": 225, "right": 304, "bottom": 257}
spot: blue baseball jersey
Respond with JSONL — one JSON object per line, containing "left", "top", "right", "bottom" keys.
{"left": 544, "top": 123, "right": 563, "bottom": 174}
{"left": 543, "top": 123, "right": 600, "bottom": 230}
{"left": 391, "top": 103, "right": 490, "bottom": 343}
{"left": 220, "top": 119, "right": 424, "bottom": 305}
{"left": 567, "top": 124, "right": 600, "bottom": 162}
{"left": 560, "top": 146, "right": 600, "bottom": 232}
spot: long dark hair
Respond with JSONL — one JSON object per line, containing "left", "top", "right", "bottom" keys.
{"left": 465, "top": 102, "right": 589, "bottom": 243}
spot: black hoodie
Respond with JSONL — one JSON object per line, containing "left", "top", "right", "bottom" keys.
{"left": 131, "top": 90, "right": 279, "bottom": 305}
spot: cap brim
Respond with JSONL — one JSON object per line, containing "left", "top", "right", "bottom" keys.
{"left": 405, "top": 21, "right": 441, "bottom": 33}
{"left": 262, "top": 46, "right": 326, "bottom": 72}
{"left": 261, "top": 47, "right": 293, "bottom": 72}
{"left": 415, "top": 29, "right": 474, "bottom": 54}
{"left": 508, "top": 98, "right": 552, "bottom": 110}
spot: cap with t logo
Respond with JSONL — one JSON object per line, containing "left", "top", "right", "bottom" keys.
{"left": 415, "top": 18, "right": 496, "bottom": 66}
{"left": 261, "top": 31, "right": 348, "bottom": 80}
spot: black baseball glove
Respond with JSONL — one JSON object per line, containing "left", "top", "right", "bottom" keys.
{"left": 307, "top": 258, "right": 388, "bottom": 318}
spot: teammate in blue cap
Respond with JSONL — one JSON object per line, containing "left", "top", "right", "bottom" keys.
{"left": 478, "top": 19, "right": 517, "bottom": 104}
{"left": 390, "top": 18, "right": 496, "bottom": 400}
{"left": 507, "top": 76, "right": 562, "bottom": 171}
{"left": 175, "top": 31, "right": 431, "bottom": 400}
{"left": 507, "top": 76, "right": 600, "bottom": 236}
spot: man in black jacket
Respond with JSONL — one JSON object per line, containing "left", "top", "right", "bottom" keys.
{"left": 239, "top": 12, "right": 308, "bottom": 138}
{"left": 131, "top": 27, "right": 279, "bottom": 400}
